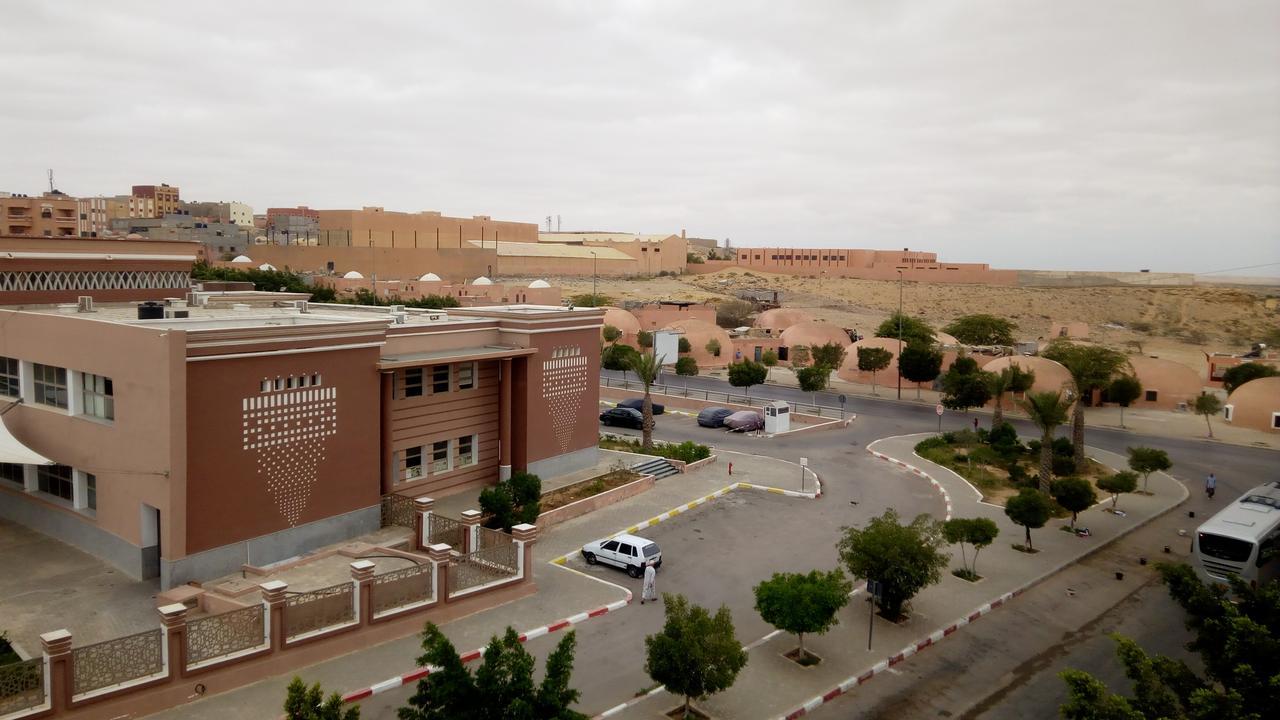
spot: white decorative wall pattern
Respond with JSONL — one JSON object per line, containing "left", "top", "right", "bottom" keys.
{"left": 541, "top": 345, "right": 587, "bottom": 453}
{"left": 241, "top": 376, "right": 338, "bottom": 526}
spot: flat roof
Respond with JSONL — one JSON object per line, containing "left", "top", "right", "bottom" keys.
{"left": 378, "top": 345, "right": 538, "bottom": 369}
{"left": 469, "top": 240, "right": 632, "bottom": 260}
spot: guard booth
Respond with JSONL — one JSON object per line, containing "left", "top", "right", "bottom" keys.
{"left": 764, "top": 400, "right": 791, "bottom": 433}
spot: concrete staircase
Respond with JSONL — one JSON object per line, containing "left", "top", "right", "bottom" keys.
{"left": 631, "top": 457, "right": 680, "bottom": 480}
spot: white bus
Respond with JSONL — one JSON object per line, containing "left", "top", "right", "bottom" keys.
{"left": 1192, "top": 481, "right": 1280, "bottom": 588}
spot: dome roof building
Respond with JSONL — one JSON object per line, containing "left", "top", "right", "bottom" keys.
{"left": 1124, "top": 355, "right": 1204, "bottom": 410}
{"left": 230, "top": 255, "right": 253, "bottom": 264}
{"left": 601, "top": 306, "right": 641, "bottom": 344}
{"left": 779, "top": 321, "right": 851, "bottom": 349}
{"left": 258, "top": 263, "right": 276, "bottom": 271}
{"left": 418, "top": 273, "right": 442, "bottom": 282}
{"left": 528, "top": 279, "right": 551, "bottom": 288}
{"left": 662, "top": 318, "right": 733, "bottom": 367}
{"left": 754, "top": 308, "right": 814, "bottom": 335}
{"left": 981, "top": 355, "right": 1076, "bottom": 408}
{"left": 471, "top": 276, "right": 493, "bottom": 285}
{"left": 1224, "top": 376, "right": 1280, "bottom": 434}
{"left": 342, "top": 270, "right": 364, "bottom": 280}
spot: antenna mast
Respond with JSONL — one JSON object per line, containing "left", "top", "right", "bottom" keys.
{"left": 47, "top": 169, "right": 54, "bottom": 193}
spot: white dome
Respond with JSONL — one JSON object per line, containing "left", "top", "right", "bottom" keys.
{"left": 418, "top": 272, "right": 442, "bottom": 282}
{"left": 528, "top": 279, "right": 551, "bottom": 288}
{"left": 231, "top": 255, "right": 253, "bottom": 263}
{"left": 258, "top": 263, "right": 276, "bottom": 271}
{"left": 254, "top": 236, "right": 267, "bottom": 243}
{"left": 342, "top": 270, "right": 365, "bottom": 279}
{"left": 472, "top": 276, "right": 493, "bottom": 285}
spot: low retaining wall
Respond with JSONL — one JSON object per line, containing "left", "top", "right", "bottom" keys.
{"left": 537, "top": 474, "right": 656, "bottom": 529}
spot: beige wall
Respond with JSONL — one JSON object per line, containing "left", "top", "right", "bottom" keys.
{"left": 633, "top": 303, "right": 716, "bottom": 330}
{"left": 243, "top": 244, "right": 499, "bottom": 283}
{"left": 319, "top": 208, "right": 538, "bottom": 246}
{"left": 1, "top": 194, "right": 79, "bottom": 237}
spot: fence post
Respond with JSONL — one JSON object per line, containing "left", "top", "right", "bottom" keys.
{"left": 427, "top": 544, "right": 452, "bottom": 603}
{"left": 40, "top": 629, "right": 72, "bottom": 713}
{"left": 460, "top": 510, "right": 482, "bottom": 553}
{"left": 510, "top": 523, "right": 538, "bottom": 583}
{"left": 158, "top": 603, "right": 188, "bottom": 679}
{"left": 414, "top": 496, "right": 435, "bottom": 551}
{"left": 350, "top": 560, "right": 376, "bottom": 626}
{"left": 260, "top": 580, "right": 289, "bottom": 651}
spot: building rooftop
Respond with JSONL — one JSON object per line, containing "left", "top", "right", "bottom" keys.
{"left": 537, "top": 232, "right": 676, "bottom": 244}
{"left": 470, "top": 240, "right": 632, "bottom": 260}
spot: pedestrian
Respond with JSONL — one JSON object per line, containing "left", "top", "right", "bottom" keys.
{"left": 640, "top": 560, "right": 657, "bottom": 605}
{"left": 1205, "top": 473, "right": 1216, "bottom": 499}
{"left": 972, "top": 417, "right": 979, "bottom": 431}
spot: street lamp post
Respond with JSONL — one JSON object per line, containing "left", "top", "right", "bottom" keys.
{"left": 590, "top": 251, "right": 598, "bottom": 306}
{"left": 896, "top": 270, "right": 903, "bottom": 400}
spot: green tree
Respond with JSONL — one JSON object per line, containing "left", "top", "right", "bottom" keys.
{"left": 940, "top": 356, "right": 996, "bottom": 412}
{"left": 760, "top": 348, "right": 778, "bottom": 380}
{"left": 602, "top": 325, "right": 622, "bottom": 344}
{"left": 628, "top": 351, "right": 662, "bottom": 450}
{"left": 715, "top": 299, "right": 755, "bottom": 329}
{"left": 1051, "top": 477, "right": 1098, "bottom": 529}
{"left": 637, "top": 330, "right": 653, "bottom": 349}
{"left": 601, "top": 343, "right": 639, "bottom": 372}
{"left": 478, "top": 471, "right": 542, "bottom": 531}
{"left": 810, "top": 342, "right": 848, "bottom": 371}
{"left": 686, "top": 252, "right": 704, "bottom": 264}
{"left": 1042, "top": 341, "right": 1131, "bottom": 468}
{"left": 796, "top": 365, "right": 828, "bottom": 404}
{"left": 1058, "top": 563, "right": 1280, "bottom": 720}
{"left": 836, "top": 509, "right": 948, "bottom": 620}
{"left": 1097, "top": 470, "right": 1139, "bottom": 511}
{"left": 674, "top": 356, "right": 699, "bottom": 376}
{"left": 285, "top": 677, "right": 360, "bottom": 720}
{"left": 943, "top": 314, "right": 1017, "bottom": 346}
{"left": 1004, "top": 488, "right": 1052, "bottom": 551}
{"left": 898, "top": 342, "right": 944, "bottom": 399}
{"left": 941, "top": 517, "right": 999, "bottom": 578}
{"left": 727, "top": 359, "right": 767, "bottom": 400}
{"left": 857, "top": 346, "right": 893, "bottom": 395}
{"left": 789, "top": 344, "right": 811, "bottom": 369}
{"left": 988, "top": 364, "right": 1036, "bottom": 429}
{"left": 1193, "top": 393, "right": 1223, "bottom": 438}
{"left": 569, "top": 293, "right": 611, "bottom": 308}
{"left": 754, "top": 570, "right": 852, "bottom": 657}
{"left": 875, "top": 312, "right": 936, "bottom": 346}
{"left": 399, "top": 624, "right": 586, "bottom": 720}
{"left": 1221, "top": 361, "right": 1279, "bottom": 393}
{"left": 1108, "top": 375, "right": 1144, "bottom": 429}
{"left": 704, "top": 338, "right": 722, "bottom": 358}
{"left": 677, "top": 336, "right": 692, "bottom": 354}
{"left": 645, "top": 594, "right": 748, "bottom": 719}
{"left": 1127, "top": 446, "right": 1172, "bottom": 493}
{"left": 1020, "top": 391, "right": 1073, "bottom": 491}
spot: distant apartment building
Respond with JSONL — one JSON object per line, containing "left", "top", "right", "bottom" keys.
{"left": 132, "top": 183, "right": 181, "bottom": 216}
{"left": 76, "top": 196, "right": 109, "bottom": 236}
{"left": 265, "top": 206, "right": 321, "bottom": 244}
{"left": 106, "top": 194, "right": 157, "bottom": 220}
{"left": 182, "top": 200, "right": 254, "bottom": 227}
{"left": 1, "top": 192, "right": 79, "bottom": 237}
{"left": 110, "top": 214, "right": 252, "bottom": 259}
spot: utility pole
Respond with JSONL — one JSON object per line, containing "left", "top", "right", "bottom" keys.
{"left": 896, "top": 270, "right": 904, "bottom": 400}
{"left": 590, "top": 251, "right": 597, "bottom": 305}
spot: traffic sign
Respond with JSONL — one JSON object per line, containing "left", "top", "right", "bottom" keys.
{"left": 799, "top": 457, "right": 808, "bottom": 467}
{"left": 935, "top": 404, "right": 944, "bottom": 416}
{"left": 838, "top": 394, "right": 847, "bottom": 404}
{"left": 867, "top": 579, "right": 883, "bottom": 600}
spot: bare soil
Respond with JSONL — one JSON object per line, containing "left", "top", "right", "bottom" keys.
{"left": 539, "top": 468, "right": 641, "bottom": 513}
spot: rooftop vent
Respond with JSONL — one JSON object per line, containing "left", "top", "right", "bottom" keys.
{"left": 391, "top": 312, "right": 408, "bottom": 324}
{"left": 390, "top": 304, "right": 405, "bottom": 314}
{"left": 137, "top": 301, "right": 164, "bottom": 320}
{"left": 295, "top": 300, "right": 310, "bottom": 314}
{"left": 77, "top": 296, "right": 94, "bottom": 313}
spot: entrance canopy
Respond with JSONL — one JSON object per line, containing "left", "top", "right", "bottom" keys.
{"left": 0, "top": 411, "right": 54, "bottom": 465}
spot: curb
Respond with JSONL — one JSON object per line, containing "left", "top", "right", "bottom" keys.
{"left": 867, "top": 447, "right": 953, "bottom": 520}
{"left": 341, "top": 594, "right": 632, "bottom": 703}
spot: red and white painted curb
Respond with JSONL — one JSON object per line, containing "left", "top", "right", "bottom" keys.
{"left": 341, "top": 593, "right": 632, "bottom": 703}
{"left": 868, "top": 449, "right": 952, "bottom": 520}
{"left": 776, "top": 589, "right": 1024, "bottom": 719}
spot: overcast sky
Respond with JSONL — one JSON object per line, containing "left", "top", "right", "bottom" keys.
{"left": 2, "top": 1, "right": 1277, "bottom": 274}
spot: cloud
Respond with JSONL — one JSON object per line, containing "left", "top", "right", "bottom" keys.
{"left": 1, "top": 0, "right": 1276, "bottom": 273}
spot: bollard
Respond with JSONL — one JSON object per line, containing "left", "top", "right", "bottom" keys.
{"left": 728, "top": 462, "right": 733, "bottom": 476}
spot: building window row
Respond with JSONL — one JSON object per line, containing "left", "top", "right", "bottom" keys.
{"left": 398, "top": 362, "right": 478, "bottom": 399}
{"left": 0, "top": 355, "right": 115, "bottom": 422}
{"left": 400, "top": 433, "right": 480, "bottom": 482}
{"left": 259, "top": 373, "right": 322, "bottom": 393}
{"left": 1, "top": 462, "right": 97, "bottom": 512}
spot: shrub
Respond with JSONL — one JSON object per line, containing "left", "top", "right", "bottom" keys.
{"left": 663, "top": 440, "right": 712, "bottom": 464}
{"left": 966, "top": 445, "right": 1003, "bottom": 466}
{"left": 1006, "top": 462, "right": 1028, "bottom": 485}
{"left": 479, "top": 471, "right": 542, "bottom": 531}
{"left": 1052, "top": 437, "right": 1074, "bottom": 458}
{"left": 674, "top": 356, "right": 699, "bottom": 376}
{"left": 915, "top": 436, "right": 949, "bottom": 453}
{"left": 1052, "top": 455, "right": 1077, "bottom": 477}
{"left": 987, "top": 422, "right": 1019, "bottom": 449}
{"left": 677, "top": 337, "right": 692, "bottom": 353}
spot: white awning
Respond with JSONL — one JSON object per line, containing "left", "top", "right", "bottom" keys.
{"left": 0, "top": 410, "right": 54, "bottom": 465}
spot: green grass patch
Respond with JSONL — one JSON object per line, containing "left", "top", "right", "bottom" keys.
{"left": 600, "top": 436, "right": 711, "bottom": 463}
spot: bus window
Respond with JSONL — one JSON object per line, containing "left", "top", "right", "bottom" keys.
{"left": 1198, "top": 533, "right": 1254, "bottom": 563}
{"left": 1258, "top": 534, "right": 1279, "bottom": 568}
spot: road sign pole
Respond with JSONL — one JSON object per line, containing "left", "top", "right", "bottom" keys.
{"left": 867, "top": 581, "right": 877, "bottom": 651}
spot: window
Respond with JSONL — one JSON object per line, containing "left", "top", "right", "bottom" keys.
{"left": 404, "top": 446, "right": 423, "bottom": 480}
{"left": 81, "top": 373, "right": 114, "bottom": 420}
{"left": 1273, "top": 412, "right": 1280, "bottom": 430}
{"left": 0, "top": 356, "right": 18, "bottom": 398}
{"left": 1144, "top": 390, "right": 1158, "bottom": 402}
{"left": 431, "top": 366, "right": 450, "bottom": 394}
{"left": 86, "top": 473, "right": 96, "bottom": 510}
{"left": 33, "top": 364, "right": 68, "bottom": 409}
{"left": 402, "top": 368, "right": 423, "bottom": 397}
{"left": 0, "top": 463, "right": 23, "bottom": 487}
{"left": 456, "top": 434, "right": 476, "bottom": 467}
{"left": 430, "top": 440, "right": 451, "bottom": 474}
{"left": 37, "top": 464, "right": 73, "bottom": 501}
{"left": 1224, "top": 404, "right": 1233, "bottom": 422}
{"left": 1258, "top": 532, "right": 1279, "bottom": 568}
{"left": 1197, "top": 532, "right": 1253, "bottom": 562}
{"left": 456, "top": 363, "right": 475, "bottom": 390}
{"left": 601, "top": 540, "right": 619, "bottom": 552}
{"left": 618, "top": 543, "right": 634, "bottom": 557}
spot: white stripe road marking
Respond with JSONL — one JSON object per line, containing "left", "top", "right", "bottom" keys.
{"left": 370, "top": 677, "right": 404, "bottom": 695}
{"left": 522, "top": 626, "right": 548, "bottom": 641}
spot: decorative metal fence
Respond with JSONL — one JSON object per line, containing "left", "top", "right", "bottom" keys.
{"left": 284, "top": 582, "right": 355, "bottom": 640}
{"left": 0, "top": 658, "right": 44, "bottom": 714}
{"left": 478, "top": 526, "right": 511, "bottom": 550}
{"left": 186, "top": 604, "right": 265, "bottom": 666}
{"left": 380, "top": 494, "right": 417, "bottom": 529}
{"left": 448, "top": 543, "right": 519, "bottom": 594}
{"left": 370, "top": 563, "right": 434, "bottom": 616}
{"left": 428, "top": 513, "right": 465, "bottom": 548}
{"left": 71, "top": 628, "right": 163, "bottom": 697}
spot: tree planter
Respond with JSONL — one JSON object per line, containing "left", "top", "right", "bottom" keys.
{"left": 666, "top": 705, "right": 712, "bottom": 720}
{"left": 783, "top": 647, "right": 822, "bottom": 667}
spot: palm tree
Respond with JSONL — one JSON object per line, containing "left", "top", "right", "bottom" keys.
{"left": 1042, "top": 343, "right": 1128, "bottom": 468}
{"left": 628, "top": 351, "right": 662, "bottom": 450}
{"left": 988, "top": 365, "right": 1035, "bottom": 429}
{"left": 1019, "top": 391, "right": 1073, "bottom": 492}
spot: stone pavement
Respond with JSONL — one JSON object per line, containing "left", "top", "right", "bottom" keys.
{"left": 603, "top": 433, "right": 1185, "bottom": 719}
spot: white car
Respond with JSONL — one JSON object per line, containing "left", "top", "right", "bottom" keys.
{"left": 581, "top": 533, "right": 663, "bottom": 577}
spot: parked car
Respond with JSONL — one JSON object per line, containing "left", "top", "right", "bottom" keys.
{"left": 581, "top": 533, "right": 663, "bottom": 577}
{"left": 723, "top": 410, "right": 765, "bottom": 432}
{"left": 600, "top": 407, "right": 644, "bottom": 429}
{"left": 696, "top": 406, "right": 734, "bottom": 428}
{"left": 616, "top": 398, "right": 665, "bottom": 415}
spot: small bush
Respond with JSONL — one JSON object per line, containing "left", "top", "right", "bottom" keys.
{"left": 987, "top": 422, "right": 1019, "bottom": 449}
{"left": 1052, "top": 437, "right": 1074, "bottom": 458}
{"left": 1052, "top": 455, "right": 1078, "bottom": 477}
{"left": 1007, "top": 462, "right": 1028, "bottom": 485}
{"left": 663, "top": 440, "right": 712, "bottom": 464}
{"left": 966, "top": 445, "right": 1003, "bottom": 466}
{"left": 915, "top": 436, "right": 949, "bottom": 453}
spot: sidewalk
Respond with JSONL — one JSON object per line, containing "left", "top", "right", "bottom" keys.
{"left": 605, "top": 433, "right": 1185, "bottom": 719}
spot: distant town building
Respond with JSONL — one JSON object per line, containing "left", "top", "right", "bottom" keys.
{"left": 110, "top": 214, "right": 252, "bottom": 259}
{"left": 265, "top": 206, "right": 321, "bottom": 244}
{"left": 695, "top": 246, "right": 1018, "bottom": 285}
{"left": 76, "top": 196, "right": 109, "bottom": 236}
{"left": 131, "top": 183, "right": 181, "bottom": 217}
{"left": 182, "top": 201, "right": 254, "bottom": 227}
{"left": 1, "top": 191, "right": 79, "bottom": 237}
{"left": 106, "top": 194, "right": 156, "bottom": 220}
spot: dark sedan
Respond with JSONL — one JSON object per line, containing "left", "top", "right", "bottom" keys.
{"left": 616, "top": 398, "right": 665, "bottom": 415}
{"left": 600, "top": 407, "right": 645, "bottom": 429}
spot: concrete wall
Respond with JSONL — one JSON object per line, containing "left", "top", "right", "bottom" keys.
{"left": 319, "top": 208, "right": 538, "bottom": 246}
{"left": 240, "top": 244, "right": 499, "bottom": 283}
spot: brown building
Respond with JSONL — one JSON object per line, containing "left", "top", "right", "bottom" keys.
{"left": 0, "top": 234, "right": 197, "bottom": 305}
{"left": 0, "top": 288, "right": 603, "bottom": 588}
{"left": 318, "top": 206, "right": 539, "bottom": 247}
{"left": 132, "top": 183, "right": 181, "bottom": 217}
{"left": 106, "top": 194, "right": 157, "bottom": 220}
{"left": 1, "top": 192, "right": 79, "bottom": 237}
{"left": 691, "top": 246, "right": 1017, "bottom": 285}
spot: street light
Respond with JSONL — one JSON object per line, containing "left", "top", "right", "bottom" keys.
{"left": 896, "top": 270, "right": 903, "bottom": 400}
{"left": 589, "top": 251, "right": 598, "bottom": 306}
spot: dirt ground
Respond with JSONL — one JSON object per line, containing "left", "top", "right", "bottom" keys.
{"left": 514, "top": 268, "right": 1280, "bottom": 374}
